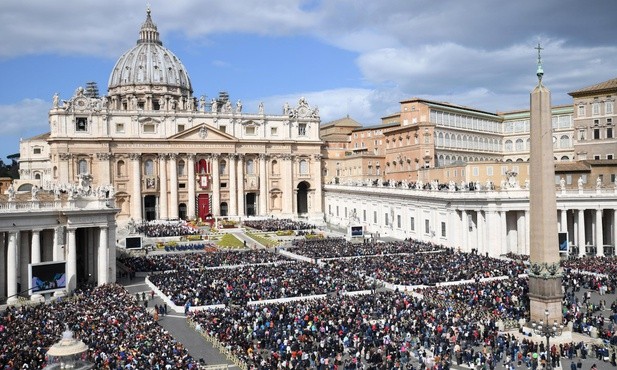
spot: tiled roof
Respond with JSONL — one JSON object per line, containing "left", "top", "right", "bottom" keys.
{"left": 568, "top": 77, "right": 617, "bottom": 96}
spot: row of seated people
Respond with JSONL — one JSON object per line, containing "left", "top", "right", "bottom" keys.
{"left": 163, "top": 243, "right": 211, "bottom": 252}
{"left": 288, "top": 237, "right": 445, "bottom": 259}
{"left": 243, "top": 218, "right": 316, "bottom": 231}
{"left": 0, "top": 283, "right": 196, "bottom": 369}
{"left": 119, "top": 249, "right": 292, "bottom": 272}
{"left": 136, "top": 220, "right": 200, "bottom": 237}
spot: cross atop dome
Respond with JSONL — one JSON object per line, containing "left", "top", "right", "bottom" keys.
{"left": 138, "top": 6, "right": 162, "bottom": 45}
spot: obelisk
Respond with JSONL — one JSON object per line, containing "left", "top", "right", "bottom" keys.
{"left": 528, "top": 43, "right": 562, "bottom": 324}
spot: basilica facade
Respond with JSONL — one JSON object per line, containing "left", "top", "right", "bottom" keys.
{"left": 17, "top": 9, "right": 324, "bottom": 224}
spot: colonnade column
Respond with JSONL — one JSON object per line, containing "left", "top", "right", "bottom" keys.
{"left": 237, "top": 154, "right": 245, "bottom": 217}
{"left": 500, "top": 211, "right": 507, "bottom": 255}
{"left": 129, "top": 154, "right": 142, "bottom": 221}
{"left": 577, "top": 209, "right": 586, "bottom": 257}
{"left": 258, "top": 154, "right": 268, "bottom": 216}
{"left": 66, "top": 227, "right": 77, "bottom": 293}
{"left": 613, "top": 210, "right": 617, "bottom": 254}
{"left": 312, "top": 154, "right": 323, "bottom": 214}
{"left": 169, "top": 154, "right": 179, "bottom": 219}
{"left": 461, "top": 210, "right": 469, "bottom": 253}
{"left": 560, "top": 209, "right": 568, "bottom": 233}
{"left": 477, "top": 211, "right": 485, "bottom": 255}
{"left": 108, "top": 222, "right": 117, "bottom": 283}
{"left": 98, "top": 226, "right": 108, "bottom": 285}
{"left": 30, "top": 229, "right": 44, "bottom": 301}
{"left": 211, "top": 154, "right": 220, "bottom": 216}
{"left": 524, "top": 210, "right": 530, "bottom": 255}
{"left": 282, "top": 154, "right": 293, "bottom": 215}
{"left": 187, "top": 154, "right": 196, "bottom": 219}
{"left": 228, "top": 154, "right": 237, "bottom": 216}
{"left": 159, "top": 154, "right": 168, "bottom": 220}
{"left": 596, "top": 209, "right": 604, "bottom": 257}
{"left": 6, "top": 231, "right": 18, "bottom": 305}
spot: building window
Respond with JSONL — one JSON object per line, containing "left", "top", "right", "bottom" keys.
{"left": 441, "top": 221, "right": 447, "bottom": 237}
{"left": 363, "top": 209, "right": 366, "bottom": 222}
{"left": 607, "top": 154, "right": 614, "bottom": 160}
{"left": 117, "top": 160, "right": 125, "bottom": 177}
{"left": 425, "top": 219, "right": 430, "bottom": 234}
{"left": 566, "top": 174, "right": 572, "bottom": 185}
{"left": 33, "top": 147, "right": 41, "bottom": 154}
{"left": 78, "top": 159, "right": 88, "bottom": 175}
{"left": 410, "top": 216, "right": 415, "bottom": 231}
{"left": 594, "top": 128, "right": 601, "bottom": 140}
{"left": 472, "top": 167, "right": 479, "bottom": 177}
{"left": 245, "top": 126, "right": 256, "bottom": 135}
{"left": 578, "top": 105, "right": 585, "bottom": 117}
{"left": 76, "top": 117, "right": 87, "bottom": 132}
{"left": 143, "top": 123, "right": 155, "bottom": 133}
{"left": 219, "top": 160, "right": 227, "bottom": 175}
{"left": 592, "top": 102, "right": 600, "bottom": 116}
{"left": 299, "top": 159, "right": 309, "bottom": 175}
{"left": 177, "top": 160, "right": 185, "bottom": 177}
{"left": 116, "top": 123, "right": 124, "bottom": 133}
{"left": 384, "top": 213, "right": 389, "bottom": 226}
{"left": 607, "top": 128, "right": 613, "bottom": 139}
{"left": 594, "top": 155, "right": 601, "bottom": 160}
{"left": 144, "top": 159, "right": 154, "bottom": 176}
{"left": 373, "top": 211, "right": 377, "bottom": 223}
{"left": 606, "top": 101, "right": 614, "bottom": 114}
{"left": 298, "top": 123, "right": 307, "bottom": 136}
{"left": 177, "top": 124, "right": 185, "bottom": 132}
{"left": 397, "top": 215, "right": 401, "bottom": 228}
{"left": 270, "top": 127, "right": 278, "bottom": 136}
{"left": 336, "top": 206, "right": 339, "bottom": 217}
{"left": 487, "top": 166, "right": 493, "bottom": 176}
{"left": 246, "top": 159, "right": 255, "bottom": 175}
{"left": 611, "top": 174, "right": 616, "bottom": 183}
{"left": 271, "top": 160, "right": 279, "bottom": 175}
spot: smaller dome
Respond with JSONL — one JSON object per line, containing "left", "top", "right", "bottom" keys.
{"left": 108, "top": 8, "right": 192, "bottom": 94}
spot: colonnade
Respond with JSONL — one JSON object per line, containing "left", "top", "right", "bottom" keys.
{"left": 454, "top": 207, "right": 617, "bottom": 257}
{"left": 1, "top": 224, "right": 115, "bottom": 304}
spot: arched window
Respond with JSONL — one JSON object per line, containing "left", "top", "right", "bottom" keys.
{"left": 560, "top": 135, "right": 570, "bottom": 148}
{"left": 117, "top": 160, "right": 126, "bottom": 177}
{"left": 246, "top": 159, "right": 255, "bottom": 175}
{"left": 505, "top": 140, "right": 513, "bottom": 151}
{"left": 34, "top": 173, "right": 41, "bottom": 180}
{"left": 515, "top": 139, "right": 524, "bottom": 151}
{"left": 53, "top": 166, "right": 58, "bottom": 178}
{"left": 437, "top": 132, "right": 444, "bottom": 146}
{"left": 271, "top": 160, "right": 279, "bottom": 175}
{"left": 561, "top": 156, "right": 570, "bottom": 161}
{"left": 299, "top": 159, "right": 309, "bottom": 175}
{"left": 198, "top": 159, "right": 208, "bottom": 174}
{"left": 445, "top": 133, "right": 451, "bottom": 147}
{"left": 78, "top": 159, "right": 88, "bottom": 175}
{"left": 219, "top": 160, "right": 227, "bottom": 175}
{"left": 177, "top": 159, "right": 185, "bottom": 177}
{"left": 144, "top": 159, "right": 154, "bottom": 176}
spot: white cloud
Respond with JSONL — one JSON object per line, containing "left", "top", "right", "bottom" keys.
{"left": 0, "top": 99, "right": 49, "bottom": 136}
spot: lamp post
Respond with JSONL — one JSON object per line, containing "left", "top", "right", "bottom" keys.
{"left": 531, "top": 309, "right": 564, "bottom": 370}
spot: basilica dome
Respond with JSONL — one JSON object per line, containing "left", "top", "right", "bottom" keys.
{"left": 107, "top": 9, "right": 193, "bottom": 109}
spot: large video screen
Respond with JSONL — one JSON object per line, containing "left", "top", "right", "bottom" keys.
{"left": 29, "top": 261, "right": 67, "bottom": 294}
{"left": 126, "top": 236, "right": 142, "bottom": 249}
{"left": 558, "top": 232, "right": 568, "bottom": 252}
{"left": 350, "top": 225, "right": 364, "bottom": 237}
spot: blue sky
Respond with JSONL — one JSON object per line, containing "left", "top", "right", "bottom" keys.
{"left": 0, "top": 0, "right": 616, "bottom": 162}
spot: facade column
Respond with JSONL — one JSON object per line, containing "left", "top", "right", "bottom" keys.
{"left": 6, "top": 231, "right": 18, "bottom": 305}
{"left": 169, "top": 154, "right": 179, "bottom": 219}
{"left": 461, "top": 210, "right": 469, "bottom": 253}
{"left": 282, "top": 154, "right": 293, "bottom": 215}
{"left": 258, "top": 154, "right": 268, "bottom": 216}
{"left": 596, "top": 209, "right": 604, "bottom": 257}
{"left": 159, "top": 154, "right": 168, "bottom": 220}
{"left": 53, "top": 226, "right": 62, "bottom": 261}
{"left": 228, "top": 154, "right": 237, "bottom": 216}
{"left": 187, "top": 154, "right": 196, "bottom": 219}
{"left": 66, "top": 227, "right": 77, "bottom": 293}
{"left": 108, "top": 221, "right": 117, "bottom": 283}
{"left": 312, "top": 154, "right": 323, "bottom": 214}
{"left": 613, "top": 210, "right": 617, "bottom": 256}
{"left": 59, "top": 153, "right": 71, "bottom": 183}
{"left": 98, "top": 226, "right": 108, "bottom": 285}
{"left": 237, "top": 154, "right": 245, "bottom": 217}
{"left": 96, "top": 153, "right": 113, "bottom": 185}
{"left": 211, "top": 154, "right": 220, "bottom": 216}
{"left": 0, "top": 234, "right": 5, "bottom": 300}
{"left": 578, "top": 209, "right": 586, "bottom": 257}
{"left": 129, "top": 154, "right": 142, "bottom": 221}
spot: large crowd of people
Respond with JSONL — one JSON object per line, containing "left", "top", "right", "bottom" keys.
{"left": 243, "top": 218, "right": 316, "bottom": 232}
{"left": 120, "top": 249, "right": 292, "bottom": 272}
{"left": 288, "top": 238, "right": 444, "bottom": 259}
{"left": 0, "top": 284, "right": 196, "bottom": 369}
{"left": 136, "top": 220, "right": 200, "bottom": 237}
{"left": 148, "top": 261, "right": 372, "bottom": 306}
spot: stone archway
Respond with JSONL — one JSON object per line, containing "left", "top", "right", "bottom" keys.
{"left": 296, "top": 181, "right": 310, "bottom": 215}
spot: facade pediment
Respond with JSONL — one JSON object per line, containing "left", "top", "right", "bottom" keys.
{"left": 168, "top": 123, "right": 238, "bottom": 142}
